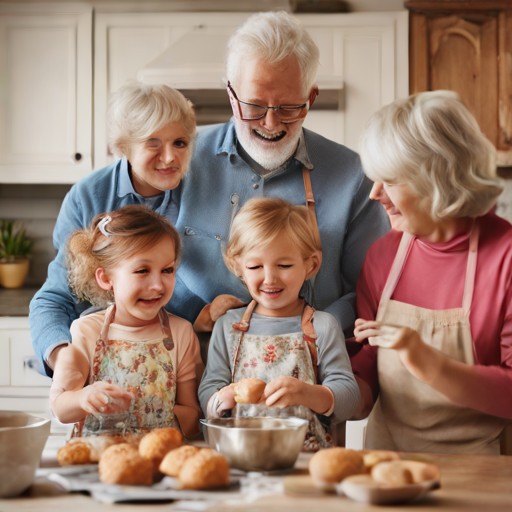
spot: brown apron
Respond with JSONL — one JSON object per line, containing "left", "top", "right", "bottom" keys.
{"left": 365, "top": 220, "right": 509, "bottom": 454}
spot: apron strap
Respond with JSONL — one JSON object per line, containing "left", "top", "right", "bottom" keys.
{"left": 158, "top": 308, "right": 175, "bottom": 351}
{"left": 301, "top": 304, "right": 319, "bottom": 384}
{"left": 231, "top": 300, "right": 257, "bottom": 380}
{"left": 462, "top": 219, "right": 479, "bottom": 312}
{"left": 302, "top": 167, "right": 321, "bottom": 249}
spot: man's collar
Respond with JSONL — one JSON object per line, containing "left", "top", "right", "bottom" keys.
{"left": 217, "top": 119, "right": 314, "bottom": 171}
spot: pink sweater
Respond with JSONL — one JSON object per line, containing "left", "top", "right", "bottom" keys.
{"left": 351, "top": 212, "right": 512, "bottom": 418}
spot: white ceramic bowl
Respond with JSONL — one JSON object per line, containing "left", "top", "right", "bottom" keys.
{"left": 0, "top": 411, "right": 51, "bottom": 497}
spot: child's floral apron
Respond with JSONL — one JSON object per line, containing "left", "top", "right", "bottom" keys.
{"left": 230, "top": 300, "right": 333, "bottom": 451}
{"left": 75, "top": 305, "right": 177, "bottom": 437}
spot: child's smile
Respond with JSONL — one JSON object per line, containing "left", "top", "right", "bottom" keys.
{"left": 98, "top": 237, "right": 177, "bottom": 327}
{"left": 238, "top": 235, "right": 319, "bottom": 317}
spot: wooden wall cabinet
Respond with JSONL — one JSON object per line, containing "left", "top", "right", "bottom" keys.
{"left": 406, "top": 0, "right": 512, "bottom": 166}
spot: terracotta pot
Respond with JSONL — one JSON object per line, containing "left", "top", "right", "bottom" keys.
{"left": 0, "top": 258, "right": 30, "bottom": 288}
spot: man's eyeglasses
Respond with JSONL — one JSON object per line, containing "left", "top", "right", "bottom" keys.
{"left": 227, "top": 81, "right": 317, "bottom": 123}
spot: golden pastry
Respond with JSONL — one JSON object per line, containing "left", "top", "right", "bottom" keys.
{"left": 99, "top": 443, "right": 153, "bottom": 486}
{"left": 139, "top": 427, "right": 183, "bottom": 471}
{"left": 371, "top": 460, "right": 440, "bottom": 486}
{"left": 178, "top": 449, "right": 230, "bottom": 490}
{"left": 309, "top": 447, "right": 365, "bottom": 489}
{"left": 57, "top": 441, "right": 92, "bottom": 466}
{"left": 362, "top": 450, "right": 401, "bottom": 472}
{"left": 159, "top": 445, "right": 201, "bottom": 477}
{"left": 234, "top": 378, "right": 266, "bottom": 404}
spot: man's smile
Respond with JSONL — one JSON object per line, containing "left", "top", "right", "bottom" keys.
{"left": 253, "top": 129, "right": 286, "bottom": 142}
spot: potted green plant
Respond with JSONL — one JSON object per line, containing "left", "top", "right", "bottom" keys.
{"left": 0, "top": 220, "right": 33, "bottom": 288}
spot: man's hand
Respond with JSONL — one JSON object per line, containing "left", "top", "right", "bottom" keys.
{"left": 193, "top": 295, "right": 245, "bottom": 332}
{"left": 78, "top": 381, "right": 133, "bottom": 416}
{"left": 263, "top": 376, "right": 307, "bottom": 408}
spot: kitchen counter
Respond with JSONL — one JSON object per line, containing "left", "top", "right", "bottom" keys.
{"left": 0, "top": 287, "right": 39, "bottom": 316}
{"left": 1, "top": 452, "right": 512, "bottom": 512}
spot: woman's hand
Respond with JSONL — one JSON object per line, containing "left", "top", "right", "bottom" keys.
{"left": 193, "top": 295, "right": 245, "bottom": 332}
{"left": 354, "top": 319, "right": 422, "bottom": 352}
{"left": 78, "top": 381, "right": 133, "bottom": 416}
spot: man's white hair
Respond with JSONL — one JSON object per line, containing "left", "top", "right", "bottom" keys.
{"left": 226, "top": 11, "right": 320, "bottom": 96}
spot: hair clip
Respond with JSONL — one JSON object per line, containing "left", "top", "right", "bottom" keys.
{"left": 98, "top": 215, "right": 112, "bottom": 237}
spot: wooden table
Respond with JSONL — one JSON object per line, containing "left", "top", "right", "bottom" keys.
{"left": 1, "top": 452, "right": 512, "bottom": 512}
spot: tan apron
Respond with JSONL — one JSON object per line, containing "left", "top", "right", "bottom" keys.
{"left": 77, "top": 305, "right": 177, "bottom": 437}
{"left": 231, "top": 300, "right": 333, "bottom": 451}
{"left": 365, "top": 220, "right": 509, "bottom": 454}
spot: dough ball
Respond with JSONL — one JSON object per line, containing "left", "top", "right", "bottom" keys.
{"left": 139, "top": 427, "right": 183, "bottom": 471}
{"left": 99, "top": 443, "right": 153, "bottom": 486}
{"left": 178, "top": 449, "right": 230, "bottom": 490}
{"left": 234, "top": 378, "right": 266, "bottom": 404}
{"left": 57, "top": 441, "right": 91, "bottom": 466}
{"left": 159, "top": 445, "right": 201, "bottom": 477}
{"left": 309, "top": 448, "right": 365, "bottom": 488}
{"left": 362, "top": 450, "right": 401, "bottom": 472}
{"left": 80, "top": 435, "right": 125, "bottom": 463}
{"left": 371, "top": 460, "right": 440, "bottom": 486}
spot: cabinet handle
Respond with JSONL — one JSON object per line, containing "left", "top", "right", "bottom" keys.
{"left": 23, "top": 356, "right": 41, "bottom": 373}
{"left": 74, "top": 153, "right": 82, "bottom": 161}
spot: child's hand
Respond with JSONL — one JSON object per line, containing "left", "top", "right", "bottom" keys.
{"left": 79, "top": 381, "right": 133, "bottom": 416}
{"left": 215, "top": 384, "right": 237, "bottom": 416}
{"left": 263, "top": 377, "right": 307, "bottom": 408}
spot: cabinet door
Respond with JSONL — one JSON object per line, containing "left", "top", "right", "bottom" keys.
{"left": 0, "top": 4, "right": 92, "bottom": 183}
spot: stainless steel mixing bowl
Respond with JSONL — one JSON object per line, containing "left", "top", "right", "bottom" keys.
{"left": 200, "top": 417, "right": 308, "bottom": 472}
{"left": 0, "top": 411, "right": 51, "bottom": 497}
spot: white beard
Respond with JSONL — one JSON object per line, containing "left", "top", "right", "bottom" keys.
{"left": 234, "top": 119, "right": 303, "bottom": 172}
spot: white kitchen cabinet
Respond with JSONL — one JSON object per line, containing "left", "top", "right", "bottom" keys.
{"left": 0, "top": 317, "right": 51, "bottom": 414}
{"left": 94, "top": 11, "right": 408, "bottom": 167}
{"left": 0, "top": 3, "right": 92, "bottom": 184}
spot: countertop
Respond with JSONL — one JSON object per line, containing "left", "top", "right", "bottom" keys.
{"left": 0, "top": 287, "right": 38, "bottom": 316}
{"left": 1, "top": 451, "right": 512, "bottom": 512}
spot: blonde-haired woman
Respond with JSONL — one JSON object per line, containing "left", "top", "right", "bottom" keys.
{"left": 30, "top": 82, "right": 197, "bottom": 378}
{"left": 352, "top": 90, "right": 512, "bottom": 454}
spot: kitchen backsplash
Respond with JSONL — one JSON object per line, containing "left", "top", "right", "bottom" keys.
{"left": 1, "top": 176, "right": 511, "bottom": 288}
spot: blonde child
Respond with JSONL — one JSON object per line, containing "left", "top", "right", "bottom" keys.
{"left": 198, "top": 198, "right": 360, "bottom": 450}
{"left": 50, "top": 205, "right": 202, "bottom": 438}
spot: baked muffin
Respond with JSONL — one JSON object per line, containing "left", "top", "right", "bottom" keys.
{"left": 309, "top": 448, "right": 365, "bottom": 489}
{"left": 159, "top": 445, "right": 201, "bottom": 477}
{"left": 234, "top": 378, "right": 266, "bottom": 404}
{"left": 139, "top": 427, "right": 183, "bottom": 472}
{"left": 57, "top": 441, "right": 92, "bottom": 466}
{"left": 99, "top": 443, "right": 153, "bottom": 486}
{"left": 372, "top": 460, "right": 440, "bottom": 486}
{"left": 178, "top": 449, "right": 230, "bottom": 490}
{"left": 362, "top": 450, "right": 401, "bottom": 472}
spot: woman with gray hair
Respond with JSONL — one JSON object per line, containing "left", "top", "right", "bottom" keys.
{"left": 30, "top": 82, "right": 198, "bottom": 377}
{"left": 351, "top": 90, "right": 512, "bottom": 454}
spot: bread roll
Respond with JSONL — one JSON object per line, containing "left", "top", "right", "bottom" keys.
{"left": 362, "top": 450, "right": 401, "bottom": 472}
{"left": 159, "top": 445, "right": 201, "bottom": 477}
{"left": 57, "top": 441, "right": 92, "bottom": 466}
{"left": 309, "top": 448, "right": 365, "bottom": 489}
{"left": 99, "top": 443, "right": 153, "bottom": 485}
{"left": 371, "top": 460, "right": 440, "bottom": 486}
{"left": 234, "top": 378, "right": 266, "bottom": 404}
{"left": 139, "top": 427, "right": 183, "bottom": 471}
{"left": 178, "top": 449, "right": 230, "bottom": 490}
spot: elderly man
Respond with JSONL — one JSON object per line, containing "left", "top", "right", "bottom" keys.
{"left": 171, "top": 11, "right": 389, "bottom": 335}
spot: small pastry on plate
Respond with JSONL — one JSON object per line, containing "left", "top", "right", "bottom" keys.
{"left": 371, "top": 460, "right": 440, "bottom": 486}
{"left": 363, "top": 450, "right": 401, "bottom": 472}
{"left": 234, "top": 378, "right": 266, "bottom": 404}
{"left": 99, "top": 443, "right": 153, "bottom": 486}
{"left": 159, "top": 445, "right": 201, "bottom": 477}
{"left": 57, "top": 441, "right": 92, "bottom": 466}
{"left": 139, "top": 427, "right": 183, "bottom": 471}
{"left": 309, "top": 447, "right": 365, "bottom": 490}
{"left": 178, "top": 448, "right": 230, "bottom": 490}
